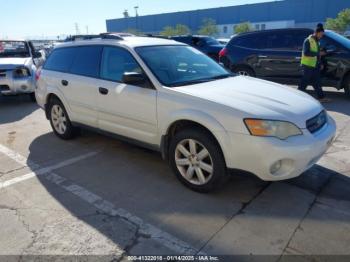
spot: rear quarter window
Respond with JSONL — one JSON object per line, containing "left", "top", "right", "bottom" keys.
{"left": 43, "top": 48, "right": 75, "bottom": 72}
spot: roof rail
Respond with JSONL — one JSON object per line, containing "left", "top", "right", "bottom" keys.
{"left": 64, "top": 33, "right": 124, "bottom": 42}
{"left": 99, "top": 33, "right": 124, "bottom": 40}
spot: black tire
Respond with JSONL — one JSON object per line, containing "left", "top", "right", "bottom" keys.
{"left": 169, "top": 128, "right": 228, "bottom": 193}
{"left": 29, "top": 92, "right": 36, "bottom": 102}
{"left": 232, "top": 65, "right": 255, "bottom": 77}
{"left": 344, "top": 75, "right": 350, "bottom": 99}
{"left": 48, "top": 98, "right": 76, "bottom": 140}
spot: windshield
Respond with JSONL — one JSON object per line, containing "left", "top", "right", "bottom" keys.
{"left": 136, "top": 45, "right": 232, "bottom": 87}
{"left": 325, "top": 30, "right": 350, "bottom": 49}
{"left": 0, "top": 41, "right": 30, "bottom": 58}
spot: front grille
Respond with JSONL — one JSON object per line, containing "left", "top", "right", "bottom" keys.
{"left": 0, "top": 85, "right": 10, "bottom": 92}
{"left": 306, "top": 110, "right": 327, "bottom": 134}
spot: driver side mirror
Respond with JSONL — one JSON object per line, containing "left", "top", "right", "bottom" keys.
{"left": 33, "top": 51, "right": 42, "bottom": 58}
{"left": 122, "top": 72, "right": 149, "bottom": 88}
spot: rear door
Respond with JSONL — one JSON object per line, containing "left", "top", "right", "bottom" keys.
{"left": 44, "top": 46, "right": 102, "bottom": 126}
{"left": 63, "top": 45, "right": 103, "bottom": 126}
{"left": 256, "top": 31, "right": 306, "bottom": 82}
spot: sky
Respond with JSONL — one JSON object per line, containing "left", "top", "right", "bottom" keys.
{"left": 0, "top": 0, "right": 274, "bottom": 39}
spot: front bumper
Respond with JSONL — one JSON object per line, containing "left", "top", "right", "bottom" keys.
{"left": 224, "top": 116, "right": 336, "bottom": 181}
{"left": 0, "top": 69, "right": 35, "bottom": 95}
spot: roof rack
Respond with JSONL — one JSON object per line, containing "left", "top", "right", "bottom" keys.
{"left": 65, "top": 33, "right": 124, "bottom": 42}
{"left": 99, "top": 33, "right": 124, "bottom": 40}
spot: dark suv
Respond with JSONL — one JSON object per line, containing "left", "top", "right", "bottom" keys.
{"left": 220, "top": 28, "right": 350, "bottom": 98}
{"left": 171, "top": 35, "right": 224, "bottom": 61}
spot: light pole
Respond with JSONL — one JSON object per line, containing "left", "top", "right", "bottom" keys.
{"left": 134, "top": 6, "right": 139, "bottom": 30}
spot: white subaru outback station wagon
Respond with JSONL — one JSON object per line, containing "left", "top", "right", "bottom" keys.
{"left": 36, "top": 35, "right": 336, "bottom": 192}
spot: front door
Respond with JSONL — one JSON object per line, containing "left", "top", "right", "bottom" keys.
{"left": 97, "top": 46, "right": 158, "bottom": 145}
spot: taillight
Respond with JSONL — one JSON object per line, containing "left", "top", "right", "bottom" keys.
{"left": 219, "top": 47, "right": 228, "bottom": 58}
{"left": 35, "top": 68, "right": 41, "bottom": 81}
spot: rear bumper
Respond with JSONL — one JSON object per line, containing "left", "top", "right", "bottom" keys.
{"left": 223, "top": 116, "right": 336, "bottom": 181}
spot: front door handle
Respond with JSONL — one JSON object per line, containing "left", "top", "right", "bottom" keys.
{"left": 99, "top": 87, "right": 109, "bottom": 95}
{"left": 258, "top": 55, "right": 268, "bottom": 58}
{"left": 61, "top": 80, "right": 69, "bottom": 86}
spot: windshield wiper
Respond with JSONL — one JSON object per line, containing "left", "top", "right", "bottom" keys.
{"left": 168, "top": 74, "right": 233, "bottom": 87}
{"left": 168, "top": 79, "right": 212, "bottom": 87}
{"left": 210, "top": 74, "right": 233, "bottom": 80}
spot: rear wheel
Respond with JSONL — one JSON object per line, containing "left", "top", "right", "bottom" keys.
{"left": 232, "top": 66, "right": 255, "bottom": 77}
{"left": 48, "top": 98, "right": 76, "bottom": 139}
{"left": 169, "top": 129, "right": 228, "bottom": 193}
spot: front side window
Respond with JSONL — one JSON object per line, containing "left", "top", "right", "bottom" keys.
{"left": 100, "top": 46, "right": 142, "bottom": 82}
{"left": 69, "top": 46, "right": 102, "bottom": 78}
{"left": 136, "top": 45, "right": 232, "bottom": 87}
{"left": 0, "top": 41, "right": 30, "bottom": 58}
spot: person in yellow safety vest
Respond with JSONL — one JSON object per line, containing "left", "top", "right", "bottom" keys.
{"left": 298, "top": 23, "right": 330, "bottom": 103}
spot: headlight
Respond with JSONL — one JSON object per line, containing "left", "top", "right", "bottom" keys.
{"left": 244, "top": 119, "right": 302, "bottom": 140}
{"left": 13, "top": 67, "right": 31, "bottom": 78}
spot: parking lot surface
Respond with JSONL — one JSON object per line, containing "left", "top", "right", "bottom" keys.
{"left": 0, "top": 88, "right": 350, "bottom": 260}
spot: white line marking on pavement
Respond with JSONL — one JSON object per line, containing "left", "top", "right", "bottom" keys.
{"left": 0, "top": 143, "right": 200, "bottom": 255}
{"left": 46, "top": 173, "right": 199, "bottom": 255}
{"left": 0, "top": 144, "right": 40, "bottom": 170}
{"left": 0, "top": 145, "right": 98, "bottom": 189}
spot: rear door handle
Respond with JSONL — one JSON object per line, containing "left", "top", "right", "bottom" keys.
{"left": 258, "top": 55, "right": 268, "bottom": 58}
{"left": 99, "top": 87, "right": 109, "bottom": 95}
{"left": 295, "top": 57, "right": 301, "bottom": 60}
{"left": 61, "top": 80, "right": 69, "bottom": 86}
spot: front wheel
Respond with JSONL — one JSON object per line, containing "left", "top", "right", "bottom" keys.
{"left": 169, "top": 129, "right": 228, "bottom": 193}
{"left": 232, "top": 66, "right": 255, "bottom": 77}
{"left": 48, "top": 98, "right": 76, "bottom": 140}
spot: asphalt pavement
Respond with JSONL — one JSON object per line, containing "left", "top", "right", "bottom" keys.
{"left": 0, "top": 87, "right": 349, "bottom": 260}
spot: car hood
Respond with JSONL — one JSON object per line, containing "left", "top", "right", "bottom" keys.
{"left": 0, "top": 57, "right": 32, "bottom": 70}
{"left": 173, "top": 76, "right": 324, "bottom": 128}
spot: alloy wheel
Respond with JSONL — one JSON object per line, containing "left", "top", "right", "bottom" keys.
{"left": 238, "top": 70, "right": 249, "bottom": 76}
{"left": 51, "top": 105, "right": 67, "bottom": 135}
{"left": 175, "top": 139, "right": 214, "bottom": 185}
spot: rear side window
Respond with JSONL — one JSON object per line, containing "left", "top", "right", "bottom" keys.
{"left": 44, "top": 48, "right": 75, "bottom": 72}
{"left": 264, "top": 30, "right": 311, "bottom": 51}
{"left": 70, "top": 46, "right": 102, "bottom": 78}
{"left": 229, "top": 34, "right": 266, "bottom": 49}
{"left": 265, "top": 31, "right": 297, "bottom": 50}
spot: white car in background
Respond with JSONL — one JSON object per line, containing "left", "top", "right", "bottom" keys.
{"left": 36, "top": 36, "right": 336, "bottom": 192}
{"left": 0, "top": 40, "right": 43, "bottom": 101}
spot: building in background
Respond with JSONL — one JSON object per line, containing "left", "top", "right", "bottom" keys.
{"left": 106, "top": 0, "right": 349, "bottom": 37}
